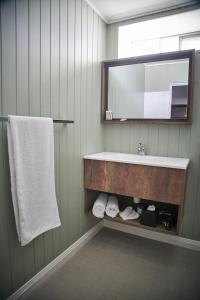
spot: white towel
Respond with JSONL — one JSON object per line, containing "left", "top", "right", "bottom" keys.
{"left": 119, "top": 207, "right": 139, "bottom": 221}
{"left": 7, "top": 115, "right": 61, "bottom": 246}
{"left": 105, "top": 195, "right": 119, "bottom": 218}
{"left": 124, "top": 209, "right": 139, "bottom": 220}
{"left": 119, "top": 206, "right": 133, "bottom": 220}
{"left": 92, "top": 193, "right": 108, "bottom": 218}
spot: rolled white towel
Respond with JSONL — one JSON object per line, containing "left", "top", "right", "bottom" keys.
{"left": 92, "top": 193, "right": 108, "bottom": 218}
{"left": 119, "top": 206, "right": 133, "bottom": 220}
{"left": 105, "top": 195, "right": 119, "bottom": 218}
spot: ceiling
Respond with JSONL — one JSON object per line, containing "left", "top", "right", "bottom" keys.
{"left": 87, "top": 0, "right": 200, "bottom": 23}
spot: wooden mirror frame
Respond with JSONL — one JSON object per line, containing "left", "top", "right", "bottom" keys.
{"left": 101, "top": 49, "right": 195, "bottom": 125}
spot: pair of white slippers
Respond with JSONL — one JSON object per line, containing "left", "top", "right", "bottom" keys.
{"left": 119, "top": 206, "right": 139, "bottom": 221}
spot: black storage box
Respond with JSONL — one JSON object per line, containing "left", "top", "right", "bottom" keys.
{"left": 140, "top": 210, "right": 157, "bottom": 227}
{"left": 158, "top": 211, "right": 177, "bottom": 230}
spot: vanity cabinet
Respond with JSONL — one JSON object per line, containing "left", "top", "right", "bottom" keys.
{"left": 84, "top": 152, "right": 189, "bottom": 235}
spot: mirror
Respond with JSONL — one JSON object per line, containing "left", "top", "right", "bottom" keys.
{"left": 101, "top": 50, "right": 194, "bottom": 124}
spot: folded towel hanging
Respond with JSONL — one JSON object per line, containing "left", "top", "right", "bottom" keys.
{"left": 105, "top": 195, "right": 119, "bottom": 218}
{"left": 92, "top": 193, "right": 108, "bottom": 218}
{"left": 7, "top": 115, "right": 61, "bottom": 246}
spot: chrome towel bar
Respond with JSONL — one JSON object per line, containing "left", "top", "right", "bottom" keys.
{"left": 0, "top": 116, "right": 74, "bottom": 124}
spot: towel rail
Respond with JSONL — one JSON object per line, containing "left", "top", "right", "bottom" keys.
{"left": 0, "top": 116, "right": 74, "bottom": 124}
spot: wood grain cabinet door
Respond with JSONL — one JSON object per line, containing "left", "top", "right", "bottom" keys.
{"left": 109, "top": 162, "right": 186, "bottom": 204}
{"left": 84, "top": 159, "right": 186, "bottom": 205}
{"left": 84, "top": 160, "right": 112, "bottom": 192}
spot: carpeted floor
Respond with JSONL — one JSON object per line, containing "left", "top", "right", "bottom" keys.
{"left": 20, "top": 228, "right": 200, "bottom": 300}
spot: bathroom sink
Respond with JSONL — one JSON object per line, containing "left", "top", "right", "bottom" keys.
{"left": 84, "top": 152, "right": 190, "bottom": 170}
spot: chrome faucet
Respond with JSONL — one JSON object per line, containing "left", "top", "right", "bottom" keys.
{"left": 137, "top": 142, "right": 145, "bottom": 155}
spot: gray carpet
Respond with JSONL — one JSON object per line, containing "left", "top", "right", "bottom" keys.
{"left": 20, "top": 228, "right": 200, "bottom": 300}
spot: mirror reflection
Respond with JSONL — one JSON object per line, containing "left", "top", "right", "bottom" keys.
{"left": 108, "top": 58, "right": 189, "bottom": 119}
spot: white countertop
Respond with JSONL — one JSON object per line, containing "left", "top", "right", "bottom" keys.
{"left": 84, "top": 152, "right": 190, "bottom": 170}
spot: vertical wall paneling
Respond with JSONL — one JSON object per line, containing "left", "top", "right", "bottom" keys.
{"left": 106, "top": 22, "right": 118, "bottom": 60}
{"left": 178, "top": 126, "right": 191, "bottom": 158}
{"left": 91, "top": 12, "right": 98, "bottom": 153}
{"left": 59, "top": 0, "right": 70, "bottom": 251}
{"left": 129, "top": 125, "right": 139, "bottom": 153}
{"left": 29, "top": 0, "right": 46, "bottom": 275}
{"left": 1, "top": 1, "right": 200, "bottom": 298}
{"left": 43, "top": 0, "right": 56, "bottom": 265}
{"left": 1, "top": 0, "right": 26, "bottom": 293}
{"left": 157, "top": 126, "right": 169, "bottom": 157}
{"left": 40, "top": 0, "right": 55, "bottom": 266}
{"left": 16, "top": 0, "right": 36, "bottom": 282}
{"left": 80, "top": 0, "right": 88, "bottom": 233}
{"left": 167, "top": 126, "right": 180, "bottom": 157}
{"left": 96, "top": 18, "right": 104, "bottom": 153}
{"left": 16, "top": 0, "right": 29, "bottom": 116}
{"left": 119, "top": 125, "right": 130, "bottom": 153}
{"left": 74, "top": 0, "right": 82, "bottom": 242}
{"left": 86, "top": 6, "right": 93, "bottom": 154}
{"left": 29, "top": 0, "right": 40, "bottom": 116}
{"left": 41, "top": 0, "right": 51, "bottom": 117}
{"left": 67, "top": 0, "right": 76, "bottom": 245}
{"left": 0, "top": 0, "right": 106, "bottom": 298}
{"left": 182, "top": 54, "right": 200, "bottom": 238}
{"left": 192, "top": 55, "right": 200, "bottom": 239}
{"left": 0, "top": 2, "right": 13, "bottom": 297}
{"left": 147, "top": 125, "right": 159, "bottom": 155}
{"left": 50, "top": 0, "right": 62, "bottom": 259}
{"left": 85, "top": 6, "right": 98, "bottom": 231}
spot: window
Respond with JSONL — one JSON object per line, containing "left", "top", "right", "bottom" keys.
{"left": 118, "top": 9, "right": 200, "bottom": 58}
{"left": 130, "top": 39, "right": 160, "bottom": 56}
{"left": 160, "top": 36, "right": 179, "bottom": 52}
{"left": 180, "top": 34, "right": 200, "bottom": 50}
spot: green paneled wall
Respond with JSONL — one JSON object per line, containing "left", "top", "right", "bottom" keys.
{"left": 1, "top": 1, "right": 200, "bottom": 299}
{"left": 105, "top": 13, "right": 200, "bottom": 241}
{"left": 0, "top": 0, "right": 106, "bottom": 298}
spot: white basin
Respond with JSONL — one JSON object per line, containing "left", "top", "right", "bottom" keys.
{"left": 84, "top": 152, "right": 190, "bottom": 170}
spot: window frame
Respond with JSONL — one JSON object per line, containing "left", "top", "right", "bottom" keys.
{"left": 118, "top": 30, "right": 200, "bottom": 58}
{"left": 179, "top": 31, "right": 200, "bottom": 50}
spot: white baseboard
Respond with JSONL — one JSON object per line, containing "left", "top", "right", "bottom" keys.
{"left": 8, "top": 221, "right": 103, "bottom": 300}
{"left": 103, "top": 219, "right": 200, "bottom": 252}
